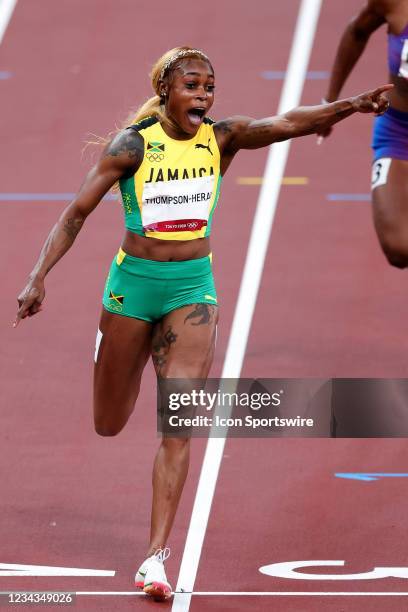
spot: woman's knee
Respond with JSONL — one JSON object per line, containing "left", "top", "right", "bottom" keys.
{"left": 385, "top": 251, "right": 408, "bottom": 269}
{"left": 94, "top": 424, "right": 122, "bottom": 437}
{"left": 93, "top": 392, "right": 138, "bottom": 437}
{"left": 381, "top": 238, "right": 408, "bottom": 269}
{"left": 94, "top": 416, "right": 127, "bottom": 437}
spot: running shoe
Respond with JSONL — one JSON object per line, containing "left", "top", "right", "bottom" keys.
{"left": 134, "top": 559, "right": 148, "bottom": 589}
{"left": 135, "top": 548, "right": 172, "bottom": 601}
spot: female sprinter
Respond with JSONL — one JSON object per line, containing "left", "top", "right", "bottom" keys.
{"left": 319, "top": 0, "right": 408, "bottom": 268}
{"left": 15, "top": 46, "right": 391, "bottom": 600}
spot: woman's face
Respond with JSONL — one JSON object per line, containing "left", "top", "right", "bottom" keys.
{"left": 162, "top": 58, "right": 215, "bottom": 137}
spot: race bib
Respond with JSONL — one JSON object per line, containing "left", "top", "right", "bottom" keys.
{"left": 371, "top": 158, "right": 391, "bottom": 190}
{"left": 142, "top": 175, "right": 215, "bottom": 232}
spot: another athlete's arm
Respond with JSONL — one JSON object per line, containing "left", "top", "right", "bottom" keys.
{"left": 324, "top": 0, "right": 386, "bottom": 103}
{"left": 216, "top": 85, "right": 392, "bottom": 153}
{"left": 14, "top": 129, "right": 143, "bottom": 325}
{"left": 318, "top": 0, "right": 386, "bottom": 139}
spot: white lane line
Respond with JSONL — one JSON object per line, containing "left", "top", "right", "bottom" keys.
{"left": 4, "top": 590, "right": 404, "bottom": 598}
{"left": 72, "top": 591, "right": 408, "bottom": 597}
{"left": 172, "top": 1, "right": 323, "bottom": 611}
{"left": 0, "top": 563, "right": 115, "bottom": 577}
{"left": 182, "top": 592, "right": 408, "bottom": 597}
{"left": 177, "top": 592, "right": 408, "bottom": 597}
{"left": 0, "top": 0, "right": 17, "bottom": 45}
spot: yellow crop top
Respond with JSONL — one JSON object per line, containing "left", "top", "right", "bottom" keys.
{"left": 119, "top": 116, "right": 222, "bottom": 240}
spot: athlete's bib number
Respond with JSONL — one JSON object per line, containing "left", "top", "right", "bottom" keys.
{"left": 142, "top": 175, "right": 215, "bottom": 232}
{"left": 371, "top": 158, "right": 391, "bottom": 190}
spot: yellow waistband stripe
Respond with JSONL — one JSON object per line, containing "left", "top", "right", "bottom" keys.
{"left": 117, "top": 247, "right": 212, "bottom": 266}
{"left": 116, "top": 247, "right": 126, "bottom": 266}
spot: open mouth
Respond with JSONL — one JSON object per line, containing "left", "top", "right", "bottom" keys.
{"left": 187, "top": 107, "right": 206, "bottom": 125}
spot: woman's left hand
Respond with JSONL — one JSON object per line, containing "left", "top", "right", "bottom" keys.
{"left": 351, "top": 84, "right": 393, "bottom": 115}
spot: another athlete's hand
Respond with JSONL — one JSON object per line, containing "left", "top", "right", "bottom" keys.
{"left": 350, "top": 84, "right": 393, "bottom": 115}
{"left": 14, "top": 277, "right": 45, "bottom": 327}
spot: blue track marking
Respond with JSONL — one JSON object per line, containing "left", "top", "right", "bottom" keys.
{"left": 327, "top": 193, "right": 371, "bottom": 202}
{"left": 0, "top": 193, "right": 117, "bottom": 201}
{"left": 335, "top": 473, "right": 408, "bottom": 482}
{"left": 261, "top": 70, "right": 329, "bottom": 80}
{"left": 0, "top": 70, "right": 11, "bottom": 79}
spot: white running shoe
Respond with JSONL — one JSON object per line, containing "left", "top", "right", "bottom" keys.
{"left": 134, "top": 559, "right": 149, "bottom": 589}
{"left": 135, "top": 548, "right": 172, "bottom": 601}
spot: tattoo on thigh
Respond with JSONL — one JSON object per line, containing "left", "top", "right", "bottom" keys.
{"left": 152, "top": 326, "right": 178, "bottom": 375}
{"left": 184, "top": 304, "right": 216, "bottom": 326}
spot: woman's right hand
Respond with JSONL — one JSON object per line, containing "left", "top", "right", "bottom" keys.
{"left": 14, "top": 277, "right": 45, "bottom": 327}
{"left": 12, "top": 128, "right": 144, "bottom": 330}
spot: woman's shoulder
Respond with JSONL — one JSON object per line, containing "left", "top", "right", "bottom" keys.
{"left": 127, "top": 115, "right": 160, "bottom": 133}
{"left": 104, "top": 127, "right": 145, "bottom": 170}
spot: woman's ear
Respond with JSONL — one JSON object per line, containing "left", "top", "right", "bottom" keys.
{"left": 158, "top": 80, "right": 167, "bottom": 100}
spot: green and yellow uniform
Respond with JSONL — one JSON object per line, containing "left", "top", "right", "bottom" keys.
{"left": 103, "top": 117, "right": 221, "bottom": 321}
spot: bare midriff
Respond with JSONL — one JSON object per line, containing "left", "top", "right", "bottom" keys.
{"left": 121, "top": 231, "right": 211, "bottom": 262}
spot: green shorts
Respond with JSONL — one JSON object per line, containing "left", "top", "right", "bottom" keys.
{"left": 102, "top": 248, "right": 218, "bottom": 322}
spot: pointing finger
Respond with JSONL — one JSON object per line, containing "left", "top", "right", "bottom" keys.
{"left": 13, "top": 311, "right": 23, "bottom": 328}
{"left": 372, "top": 84, "right": 394, "bottom": 96}
{"left": 15, "top": 300, "right": 31, "bottom": 323}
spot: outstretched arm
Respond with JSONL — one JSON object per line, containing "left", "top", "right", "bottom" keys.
{"left": 14, "top": 129, "right": 143, "bottom": 326}
{"left": 216, "top": 85, "right": 392, "bottom": 153}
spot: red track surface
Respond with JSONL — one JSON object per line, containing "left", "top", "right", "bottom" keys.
{"left": 2, "top": 1, "right": 408, "bottom": 610}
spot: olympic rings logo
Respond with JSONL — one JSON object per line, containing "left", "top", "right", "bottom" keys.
{"left": 146, "top": 152, "right": 165, "bottom": 162}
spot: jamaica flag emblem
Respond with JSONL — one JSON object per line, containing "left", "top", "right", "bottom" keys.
{"left": 109, "top": 291, "right": 124, "bottom": 312}
{"left": 146, "top": 141, "right": 165, "bottom": 162}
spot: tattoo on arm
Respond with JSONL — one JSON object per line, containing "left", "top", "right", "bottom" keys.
{"left": 104, "top": 130, "right": 144, "bottom": 161}
{"left": 328, "top": 100, "right": 355, "bottom": 125}
{"left": 63, "top": 217, "right": 84, "bottom": 241}
{"left": 214, "top": 119, "right": 235, "bottom": 152}
{"left": 215, "top": 120, "right": 233, "bottom": 134}
{"left": 184, "top": 304, "right": 216, "bottom": 326}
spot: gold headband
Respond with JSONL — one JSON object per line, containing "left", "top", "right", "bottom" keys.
{"left": 159, "top": 49, "right": 209, "bottom": 82}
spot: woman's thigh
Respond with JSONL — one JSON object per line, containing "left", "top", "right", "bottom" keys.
{"left": 93, "top": 308, "right": 152, "bottom": 435}
{"left": 152, "top": 303, "right": 218, "bottom": 378}
{"left": 372, "top": 158, "right": 408, "bottom": 263}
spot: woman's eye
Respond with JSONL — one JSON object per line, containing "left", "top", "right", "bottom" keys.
{"left": 185, "top": 82, "right": 215, "bottom": 92}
